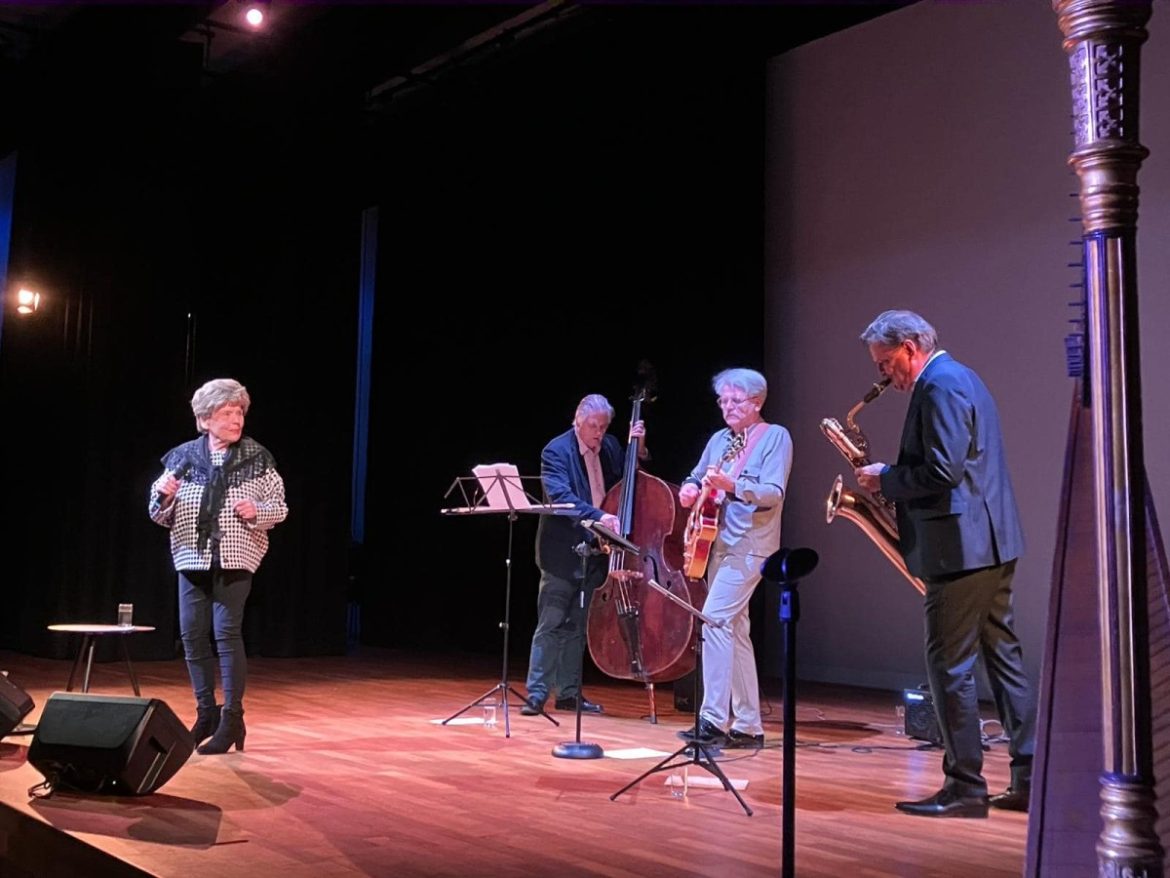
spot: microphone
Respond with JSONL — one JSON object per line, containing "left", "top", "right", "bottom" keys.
{"left": 579, "top": 519, "right": 642, "bottom": 555}
{"left": 156, "top": 462, "right": 191, "bottom": 505}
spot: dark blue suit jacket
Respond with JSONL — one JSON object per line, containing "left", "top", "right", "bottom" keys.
{"left": 535, "top": 428, "right": 626, "bottom": 581}
{"left": 879, "top": 353, "right": 1024, "bottom": 579}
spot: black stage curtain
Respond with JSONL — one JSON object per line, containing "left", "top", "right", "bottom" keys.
{"left": 359, "top": 15, "right": 768, "bottom": 659}
{"left": 0, "top": 8, "right": 777, "bottom": 667}
{"left": 0, "top": 42, "right": 353, "bottom": 661}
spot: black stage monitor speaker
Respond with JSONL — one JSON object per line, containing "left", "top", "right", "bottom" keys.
{"left": 902, "top": 686, "right": 944, "bottom": 746}
{"left": 673, "top": 669, "right": 704, "bottom": 713}
{"left": 0, "top": 673, "right": 34, "bottom": 736}
{"left": 28, "top": 693, "right": 194, "bottom": 795}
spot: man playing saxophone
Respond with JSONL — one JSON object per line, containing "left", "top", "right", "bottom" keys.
{"left": 854, "top": 310, "right": 1036, "bottom": 819}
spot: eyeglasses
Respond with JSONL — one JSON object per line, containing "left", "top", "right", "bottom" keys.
{"left": 717, "top": 396, "right": 756, "bottom": 409}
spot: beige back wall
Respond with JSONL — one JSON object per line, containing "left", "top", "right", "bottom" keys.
{"left": 762, "top": 1, "right": 1170, "bottom": 691}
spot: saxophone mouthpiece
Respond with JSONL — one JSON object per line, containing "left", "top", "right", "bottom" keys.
{"left": 862, "top": 377, "right": 893, "bottom": 404}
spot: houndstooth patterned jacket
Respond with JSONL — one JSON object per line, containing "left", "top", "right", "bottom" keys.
{"left": 149, "top": 435, "right": 288, "bottom": 573}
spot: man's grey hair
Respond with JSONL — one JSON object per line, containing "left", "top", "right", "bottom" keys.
{"left": 574, "top": 393, "right": 614, "bottom": 426}
{"left": 191, "top": 378, "right": 251, "bottom": 432}
{"left": 712, "top": 368, "right": 767, "bottom": 405}
{"left": 860, "top": 310, "right": 938, "bottom": 354}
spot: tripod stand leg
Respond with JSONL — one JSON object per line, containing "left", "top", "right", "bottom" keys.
{"left": 442, "top": 683, "right": 560, "bottom": 733}
{"left": 609, "top": 741, "right": 753, "bottom": 816}
{"left": 507, "top": 684, "right": 559, "bottom": 727}
{"left": 441, "top": 512, "right": 560, "bottom": 736}
{"left": 442, "top": 683, "right": 505, "bottom": 725}
{"left": 610, "top": 747, "right": 687, "bottom": 800}
{"left": 687, "top": 743, "right": 754, "bottom": 816}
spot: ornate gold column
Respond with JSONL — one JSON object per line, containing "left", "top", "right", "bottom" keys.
{"left": 1053, "top": 2, "right": 1162, "bottom": 876}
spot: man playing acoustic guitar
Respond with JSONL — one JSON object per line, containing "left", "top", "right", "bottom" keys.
{"left": 677, "top": 368, "right": 793, "bottom": 748}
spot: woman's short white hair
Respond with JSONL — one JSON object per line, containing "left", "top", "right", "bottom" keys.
{"left": 191, "top": 378, "right": 251, "bottom": 432}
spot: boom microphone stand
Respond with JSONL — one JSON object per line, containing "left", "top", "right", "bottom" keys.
{"left": 589, "top": 522, "right": 752, "bottom": 816}
{"left": 759, "top": 547, "right": 820, "bottom": 878}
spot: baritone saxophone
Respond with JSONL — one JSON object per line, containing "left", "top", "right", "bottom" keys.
{"left": 820, "top": 378, "right": 926, "bottom": 596}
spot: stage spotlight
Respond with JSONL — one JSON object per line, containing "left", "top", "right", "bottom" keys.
{"left": 242, "top": 0, "right": 268, "bottom": 29}
{"left": 15, "top": 288, "right": 41, "bottom": 315}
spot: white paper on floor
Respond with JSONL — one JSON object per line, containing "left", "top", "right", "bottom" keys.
{"left": 604, "top": 747, "right": 673, "bottom": 759}
{"left": 665, "top": 774, "right": 749, "bottom": 790}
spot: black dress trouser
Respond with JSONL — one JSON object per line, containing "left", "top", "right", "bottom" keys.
{"left": 923, "top": 559, "right": 1036, "bottom": 796}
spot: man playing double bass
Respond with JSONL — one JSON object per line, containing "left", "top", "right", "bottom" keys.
{"left": 678, "top": 368, "right": 793, "bottom": 748}
{"left": 521, "top": 394, "right": 645, "bottom": 717}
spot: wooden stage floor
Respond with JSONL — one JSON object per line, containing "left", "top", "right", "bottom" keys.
{"left": 0, "top": 649, "right": 1027, "bottom": 877}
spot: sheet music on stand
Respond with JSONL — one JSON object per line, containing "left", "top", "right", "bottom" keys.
{"left": 438, "top": 462, "right": 574, "bottom": 737}
{"left": 440, "top": 463, "right": 574, "bottom": 516}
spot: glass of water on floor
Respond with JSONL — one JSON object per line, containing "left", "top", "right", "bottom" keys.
{"left": 483, "top": 697, "right": 497, "bottom": 730}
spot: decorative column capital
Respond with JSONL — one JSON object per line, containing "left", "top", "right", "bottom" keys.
{"left": 1054, "top": 0, "right": 1151, "bottom": 232}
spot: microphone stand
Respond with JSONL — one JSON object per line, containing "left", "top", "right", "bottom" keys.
{"left": 552, "top": 539, "right": 607, "bottom": 760}
{"left": 577, "top": 521, "right": 752, "bottom": 813}
{"left": 759, "top": 547, "right": 819, "bottom": 878}
{"left": 607, "top": 600, "right": 750, "bottom": 814}
{"left": 778, "top": 576, "right": 799, "bottom": 877}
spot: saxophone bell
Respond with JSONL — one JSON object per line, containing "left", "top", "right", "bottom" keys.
{"left": 825, "top": 475, "right": 926, "bottom": 595}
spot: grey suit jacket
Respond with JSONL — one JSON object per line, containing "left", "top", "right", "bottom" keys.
{"left": 878, "top": 353, "right": 1024, "bottom": 579}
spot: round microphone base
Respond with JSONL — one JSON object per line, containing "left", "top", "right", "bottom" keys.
{"left": 552, "top": 740, "right": 604, "bottom": 760}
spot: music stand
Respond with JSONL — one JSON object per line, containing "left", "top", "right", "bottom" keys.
{"left": 439, "top": 464, "right": 574, "bottom": 737}
{"left": 759, "top": 547, "right": 820, "bottom": 878}
{"left": 593, "top": 522, "right": 751, "bottom": 815}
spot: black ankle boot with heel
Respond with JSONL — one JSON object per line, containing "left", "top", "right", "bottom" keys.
{"left": 197, "top": 709, "right": 246, "bottom": 755}
{"left": 189, "top": 705, "right": 221, "bottom": 745}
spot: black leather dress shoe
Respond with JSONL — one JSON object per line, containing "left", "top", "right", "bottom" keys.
{"left": 895, "top": 788, "right": 989, "bottom": 818}
{"left": 554, "top": 696, "right": 603, "bottom": 714}
{"left": 520, "top": 695, "right": 547, "bottom": 716}
{"left": 676, "top": 718, "right": 728, "bottom": 746}
{"left": 725, "top": 729, "right": 765, "bottom": 749}
{"left": 989, "top": 786, "right": 1030, "bottom": 812}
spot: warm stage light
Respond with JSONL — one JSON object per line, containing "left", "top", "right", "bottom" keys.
{"left": 16, "top": 288, "right": 40, "bottom": 315}
{"left": 243, "top": 4, "right": 265, "bottom": 28}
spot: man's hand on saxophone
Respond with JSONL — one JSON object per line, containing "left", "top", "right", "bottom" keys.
{"left": 855, "top": 462, "right": 886, "bottom": 494}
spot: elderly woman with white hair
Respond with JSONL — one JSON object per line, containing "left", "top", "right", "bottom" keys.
{"left": 149, "top": 378, "right": 288, "bottom": 755}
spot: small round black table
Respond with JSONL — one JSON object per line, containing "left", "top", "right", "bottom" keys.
{"left": 47, "top": 624, "right": 156, "bottom": 696}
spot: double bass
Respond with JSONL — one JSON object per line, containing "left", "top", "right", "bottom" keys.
{"left": 586, "top": 371, "right": 708, "bottom": 717}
